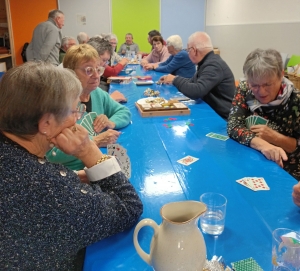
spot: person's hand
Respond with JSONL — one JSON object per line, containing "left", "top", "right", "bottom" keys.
{"left": 143, "top": 63, "right": 154, "bottom": 70}
{"left": 77, "top": 170, "right": 89, "bottom": 184}
{"left": 292, "top": 182, "right": 300, "bottom": 207}
{"left": 121, "top": 49, "right": 126, "bottom": 55}
{"left": 119, "top": 58, "right": 129, "bottom": 66}
{"left": 152, "top": 63, "right": 159, "bottom": 69}
{"left": 260, "top": 143, "right": 288, "bottom": 168}
{"left": 110, "top": 90, "right": 127, "bottom": 103}
{"left": 50, "top": 124, "right": 92, "bottom": 157}
{"left": 140, "top": 59, "right": 148, "bottom": 66}
{"left": 93, "top": 114, "right": 115, "bottom": 133}
{"left": 93, "top": 129, "right": 121, "bottom": 147}
{"left": 158, "top": 74, "right": 176, "bottom": 85}
{"left": 250, "top": 125, "right": 278, "bottom": 143}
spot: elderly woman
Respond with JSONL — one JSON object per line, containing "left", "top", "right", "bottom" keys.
{"left": 88, "top": 36, "right": 128, "bottom": 92}
{"left": 106, "top": 33, "right": 122, "bottom": 65}
{"left": 141, "top": 35, "right": 170, "bottom": 70}
{"left": 0, "top": 62, "right": 143, "bottom": 270}
{"left": 46, "top": 44, "right": 131, "bottom": 172}
{"left": 228, "top": 48, "right": 300, "bottom": 182}
{"left": 149, "top": 35, "right": 195, "bottom": 78}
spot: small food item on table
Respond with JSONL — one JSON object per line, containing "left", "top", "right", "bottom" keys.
{"left": 144, "top": 88, "right": 160, "bottom": 97}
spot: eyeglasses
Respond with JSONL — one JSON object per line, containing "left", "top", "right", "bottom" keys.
{"left": 76, "top": 66, "right": 105, "bottom": 77}
{"left": 185, "top": 47, "right": 194, "bottom": 53}
{"left": 249, "top": 82, "right": 274, "bottom": 91}
{"left": 110, "top": 42, "right": 117, "bottom": 45}
{"left": 100, "top": 57, "right": 110, "bottom": 66}
{"left": 71, "top": 103, "right": 86, "bottom": 120}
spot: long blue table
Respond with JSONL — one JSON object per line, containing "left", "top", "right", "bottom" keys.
{"left": 83, "top": 65, "right": 300, "bottom": 271}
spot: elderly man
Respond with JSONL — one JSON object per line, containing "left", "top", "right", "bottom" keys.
{"left": 26, "top": 10, "right": 64, "bottom": 66}
{"left": 117, "top": 33, "right": 140, "bottom": 55}
{"left": 159, "top": 32, "right": 235, "bottom": 120}
{"left": 59, "top": 36, "right": 76, "bottom": 63}
{"left": 77, "top": 32, "right": 89, "bottom": 44}
{"left": 150, "top": 35, "right": 195, "bottom": 78}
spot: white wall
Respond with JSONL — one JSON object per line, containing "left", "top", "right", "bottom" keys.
{"left": 206, "top": 0, "right": 300, "bottom": 79}
{"left": 58, "top": 0, "right": 111, "bottom": 40}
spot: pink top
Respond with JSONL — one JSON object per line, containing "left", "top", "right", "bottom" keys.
{"left": 144, "top": 46, "right": 170, "bottom": 64}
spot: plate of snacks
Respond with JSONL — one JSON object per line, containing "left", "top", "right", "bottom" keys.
{"left": 137, "top": 97, "right": 167, "bottom": 105}
{"left": 144, "top": 88, "right": 160, "bottom": 97}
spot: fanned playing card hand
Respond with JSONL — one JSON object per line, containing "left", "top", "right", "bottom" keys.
{"left": 107, "top": 144, "right": 131, "bottom": 179}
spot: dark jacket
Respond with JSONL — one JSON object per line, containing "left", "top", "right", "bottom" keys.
{"left": 173, "top": 51, "right": 235, "bottom": 119}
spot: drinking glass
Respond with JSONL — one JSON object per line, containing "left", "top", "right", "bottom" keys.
{"left": 199, "top": 192, "right": 227, "bottom": 235}
{"left": 272, "top": 228, "right": 300, "bottom": 271}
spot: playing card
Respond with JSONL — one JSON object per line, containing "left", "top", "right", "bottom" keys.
{"left": 231, "top": 257, "right": 263, "bottom": 271}
{"left": 236, "top": 178, "right": 254, "bottom": 190}
{"left": 254, "top": 116, "right": 268, "bottom": 125}
{"left": 107, "top": 144, "right": 131, "bottom": 179}
{"left": 177, "top": 155, "right": 199, "bottom": 166}
{"left": 248, "top": 177, "right": 270, "bottom": 191}
{"left": 236, "top": 177, "right": 270, "bottom": 191}
{"left": 206, "top": 132, "right": 229, "bottom": 141}
{"left": 80, "top": 118, "right": 95, "bottom": 135}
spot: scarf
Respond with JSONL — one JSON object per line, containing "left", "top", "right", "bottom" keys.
{"left": 247, "top": 77, "right": 295, "bottom": 112}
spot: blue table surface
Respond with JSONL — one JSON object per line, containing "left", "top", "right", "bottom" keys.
{"left": 83, "top": 65, "right": 300, "bottom": 271}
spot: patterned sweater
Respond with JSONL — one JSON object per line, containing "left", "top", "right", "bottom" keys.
{"left": 227, "top": 79, "right": 300, "bottom": 180}
{"left": 0, "top": 133, "right": 143, "bottom": 270}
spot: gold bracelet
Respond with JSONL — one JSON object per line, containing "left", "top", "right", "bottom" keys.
{"left": 95, "top": 155, "right": 111, "bottom": 165}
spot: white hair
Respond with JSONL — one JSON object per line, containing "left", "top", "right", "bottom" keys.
{"left": 77, "top": 32, "right": 89, "bottom": 44}
{"left": 188, "top": 32, "right": 213, "bottom": 50}
{"left": 61, "top": 36, "right": 75, "bottom": 47}
{"left": 166, "top": 35, "right": 183, "bottom": 51}
{"left": 107, "top": 33, "right": 118, "bottom": 43}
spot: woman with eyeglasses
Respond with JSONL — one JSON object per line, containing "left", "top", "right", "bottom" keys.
{"left": 46, "top": 44, "right": 131, "bottom": 178}
{"left": 228, "top": 48, "right": 300, "bottom": 183}
{"left": 141, "top": 35, "right": 170, "bottom": 70}
{"left": 0, "top": 61, "right": 143, "bottom": 270}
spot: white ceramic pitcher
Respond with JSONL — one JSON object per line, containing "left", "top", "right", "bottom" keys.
{"left": 133, "top": 201, "right": 207, "bottom": 271}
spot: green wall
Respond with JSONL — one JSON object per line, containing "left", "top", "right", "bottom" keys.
{"left": 112, "top": 0, "right": 160, "bottom": 53}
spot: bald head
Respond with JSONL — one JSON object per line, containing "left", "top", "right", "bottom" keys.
{"left": 188, "top": 32, "right": 213, "bottom": 52}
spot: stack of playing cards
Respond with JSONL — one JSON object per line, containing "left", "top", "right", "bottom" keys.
{"left": 236, "top": 177, "right": 270, "bottom": 191}
{"left": 245, "top": 115, "right": 268, "bottom": 129}
{"left": 231, "top": 257, "right": 263, "bottom": 271}
{"left": 206, "top": 132, "right": 229, "bottom": 141}
{"left": 79, "top": 112, "right": 98, "bottom": 136}
{"left": 107, "top": 144, "right": 131, "bottom": 179}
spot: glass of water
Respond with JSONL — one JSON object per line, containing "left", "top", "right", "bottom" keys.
{"left": 272, "top": 228, "right": 300, "bottom": 271}
{"left": 199, "top": 192, "right": 227, "bottom": 235}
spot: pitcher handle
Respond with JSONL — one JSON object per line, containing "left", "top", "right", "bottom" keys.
{"left": 133, "top": 218, "right": 159, "bottom": 265}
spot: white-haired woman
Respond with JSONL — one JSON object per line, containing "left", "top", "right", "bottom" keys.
{"left": 150, "top": 35, "right": 195, "bottom": 78}
{"left": 0, "top": 62, "right": 142, "bottom": 270}
{"left": 107, "top": 33, "right": 122, "bottom": 65}
{"left": 228, "top": 48, "right": 300, "bottom": 181}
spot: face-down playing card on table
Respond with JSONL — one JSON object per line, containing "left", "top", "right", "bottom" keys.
{"left": 206, "top": 132, "right": 229, "bottom": 141}
{"left": 107, "top": 144, "right": 131, "bottom": 178}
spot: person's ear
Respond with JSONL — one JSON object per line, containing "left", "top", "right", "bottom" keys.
{"left": 38, "top": 113, "right": 55, "bottom": 135}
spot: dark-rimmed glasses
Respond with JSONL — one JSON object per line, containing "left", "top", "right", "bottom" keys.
{"left": 77, "top": 66, "right": 105, "bottom": 77}
{"left": 71, "top": 103, "right": 86, "bottom": 120}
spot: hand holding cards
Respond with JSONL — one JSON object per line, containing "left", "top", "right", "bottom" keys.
{"left": 245, "top": 115, "right": 268, "bottom": 129}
